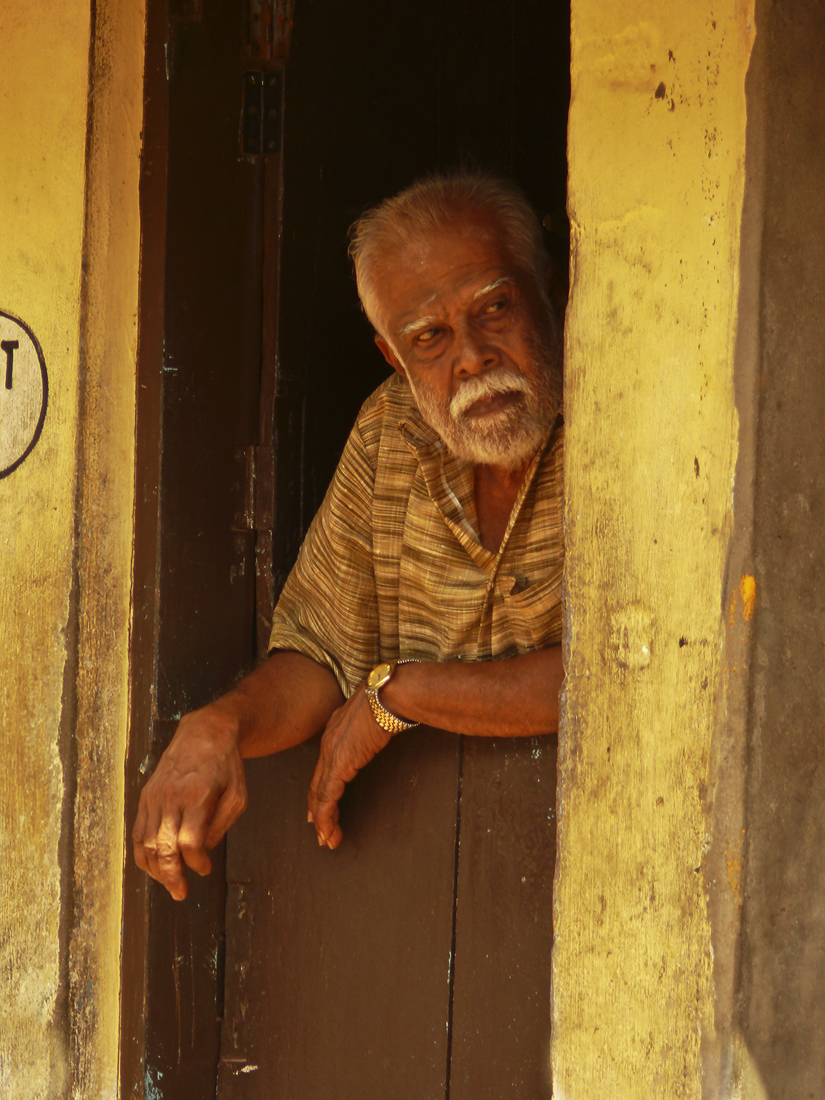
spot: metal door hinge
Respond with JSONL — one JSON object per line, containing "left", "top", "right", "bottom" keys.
{"left": 244, "top": 0, "right": 294, "bottom": 63}
{"left": 242, "top": 69, "right": 282, "bottom": 156}
{"left": 232, "top": 445, "right": 274, "bottom": 531}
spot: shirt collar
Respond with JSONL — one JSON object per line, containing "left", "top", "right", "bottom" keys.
{"left": 395, "top": 383, "right": 562, "bottom": 568}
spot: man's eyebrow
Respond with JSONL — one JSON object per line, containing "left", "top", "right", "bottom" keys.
{"left": 399, "top": 315, "right": 438, "bottom": 339}
{"left": 398, "top": 278, "right": 514, "bottom": 338}
{"left": 472, "top": 275, "right": 514, "bottom": 301}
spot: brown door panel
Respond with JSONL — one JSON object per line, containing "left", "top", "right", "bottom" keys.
{"left": 132, "top": 0, "right": 265, "bottom": 1095}
{"left": 218, "top": 728, "right": 461, "bottom": 1100}
{"left": 449, "top": 737, "right": 557, "bottom": 1100}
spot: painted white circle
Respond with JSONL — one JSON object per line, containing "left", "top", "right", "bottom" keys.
{"left": 0, "top": 311, "right": 48, "bottom": 479}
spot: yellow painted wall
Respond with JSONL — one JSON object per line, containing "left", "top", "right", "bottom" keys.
{"left": 0, "top": 0, "right": 144, "bottom": 1095}
{"left": 0, "top": 3, "right": 94, "bottom": 1092}
{"left": 555, "top": 2, "right": 755, "bottom": 1097}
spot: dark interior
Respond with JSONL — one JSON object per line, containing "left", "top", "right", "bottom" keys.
{"left": 279, "top": 0, "right": 570, "bottom": 551}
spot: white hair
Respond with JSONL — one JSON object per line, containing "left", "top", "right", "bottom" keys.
{"left": 348, "top": 171, "right": 555, "bottom": 338}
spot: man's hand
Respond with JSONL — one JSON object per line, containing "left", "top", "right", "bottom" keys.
{"left": 132, "top": 653, "right": 345, "bottom": 898}
{"left": 307, "top": 687, "right": 393, "bottom": 849}
{"left": 306, "top": 647, "right": 565, "bottom": 849}
{"left": 132, "top": 707, "right": 248, "bottom": 901}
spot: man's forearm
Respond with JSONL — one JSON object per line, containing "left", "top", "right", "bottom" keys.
{"left": 381, "top": 646, "right": 563, "bottom": 737}
{"left": 212, "top": 650, "right": 345, "bottom": 758}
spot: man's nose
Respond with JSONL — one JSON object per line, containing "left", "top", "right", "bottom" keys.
{"left": 453, "top": 325, "right": 499, "bottom": 376}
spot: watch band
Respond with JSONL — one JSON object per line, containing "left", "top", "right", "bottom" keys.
{"left": 365, "top": 659, "right": 420, "bottom": 734}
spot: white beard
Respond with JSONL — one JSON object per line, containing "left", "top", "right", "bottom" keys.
{"left": 407, "top": 347, "right": 560, "bottom": 471}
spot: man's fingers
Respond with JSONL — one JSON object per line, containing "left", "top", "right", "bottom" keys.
{"left": 203, "top": 783, "right": 248, "bottom": 852}
{"left": 131, "top": 706, "right": 250, "bottom": 898}
{"left": 133, "top": 774, "right": 189, "bottom": 896}
{"left": 147, "top": 809, "right": 188, "bottom": 900}
{"left": 308, "top": 749, "right": 347, "bottom": 848}
{"left": 313, "top": 800, "right": 342, "bottom": 849}
{"left": 135, "top": 782, "right": 248, "bottom": 894}
{"left": 307, "top": 692, "right": 391, "bottom": 848}
{"left": 133, "top": 797, "right": 173, "bottom": 888}
{"left": 174, "top": 776, "right": 248, "bottom": 876}
{"left": 177, "top": 808, "right": 213, "bottom": 878}
{"left": 308, "top": 773, "right": 342, "bottom": 848}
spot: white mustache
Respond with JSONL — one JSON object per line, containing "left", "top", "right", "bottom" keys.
{"left": 450, "top": 369, "right": 531, "bottom": 420}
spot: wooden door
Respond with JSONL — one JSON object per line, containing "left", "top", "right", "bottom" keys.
{"left": 219, "top": 2, "right": 569, "bottom": 1098}
{"left": 124, "top": 0, "right": 269, "bottom": 1093}
{"left": 124, "top": 1, "right": 569, "bottom": 1097}
{"left": 220, "top": 736, "right": 557, "bottom": 1100}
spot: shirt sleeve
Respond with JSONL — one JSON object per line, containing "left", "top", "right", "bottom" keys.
{"left": 267, "top": 410, "right": 380, "bottom": 698}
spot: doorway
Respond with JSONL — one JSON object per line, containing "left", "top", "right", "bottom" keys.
{"left": 124, "top": 2, "right": 570, "bottom": 1097}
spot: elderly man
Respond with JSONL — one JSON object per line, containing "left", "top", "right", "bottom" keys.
{"left": 133, "top": 172, "right": 565, "bottom": 899}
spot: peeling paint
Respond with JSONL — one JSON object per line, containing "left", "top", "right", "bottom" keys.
{"left": 145, "top": 1064, "right": 165, "bottom": 1100}
{"left": 724, "top": 831, "right": 745, "bottom": 908}
{"left": 739, "top": 574, "right": 756, "bottom": 621}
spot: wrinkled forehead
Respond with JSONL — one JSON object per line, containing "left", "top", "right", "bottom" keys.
{"left": 371, "top": 215, "right": 529, "bottom": 327}
{"left": 397, "top": 275, "right": 516, "bottom": 339}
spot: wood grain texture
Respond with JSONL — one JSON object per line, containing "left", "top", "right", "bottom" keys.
{"left": 450, "top": 737, "right": 556, "bottom": 1100}
{"left": 137, "top": 1, "right": 264, "bottom": 1094}
{"left": 737, "top": 2, "right": 825, "bottom": 1094}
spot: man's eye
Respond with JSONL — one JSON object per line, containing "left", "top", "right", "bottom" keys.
{"left": 483, "top": 298, "right": 507, "bottom": 315}
{"left": 416, "top": 328, "right": 442, "bottom": 344}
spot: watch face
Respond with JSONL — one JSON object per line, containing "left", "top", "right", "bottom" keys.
{"left": 368, "top": 662, "right": 393, "bottom": 689}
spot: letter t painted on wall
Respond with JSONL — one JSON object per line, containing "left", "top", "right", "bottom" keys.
{"left": 2, "top": 340, "right": 19, "bottom": 389}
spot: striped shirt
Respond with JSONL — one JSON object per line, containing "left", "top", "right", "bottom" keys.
{"left": 268, "top": 373, "right": 564, "bottom": 697}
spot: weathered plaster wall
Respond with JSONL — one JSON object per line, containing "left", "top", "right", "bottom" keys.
{"left": 71, "top": 2, "right": 146, "bottom": 1095}
{"left": 0, "top": 5, "right": 94, "bottom": 1093}
{"left": 0, "top": 1, "right": 144, "bottom": 1096}
{"left": 555, "top": 3, "right": 754, "bottom": 1097}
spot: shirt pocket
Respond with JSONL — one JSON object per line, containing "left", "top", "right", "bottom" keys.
{"left": 500, "top": 563, "right": 564, "bottom": 651}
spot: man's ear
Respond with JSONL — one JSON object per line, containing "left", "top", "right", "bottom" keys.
{"left": 374, "top": 333, "right": 407, "bottom": 380}
{"left": 545, "top": 258, "right": 569, "bottom": 319}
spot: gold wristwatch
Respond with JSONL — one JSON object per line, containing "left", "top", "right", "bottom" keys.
{"left": 365, "top": 659, "right": 419, "bottom": 734}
